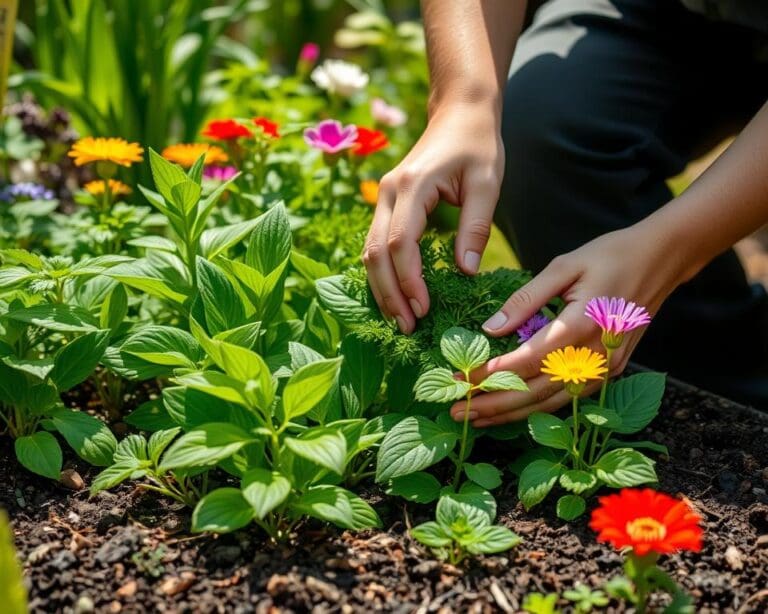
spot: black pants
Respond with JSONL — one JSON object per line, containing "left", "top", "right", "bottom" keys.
{"left": 497, "top": 0, "right": 768, "bottom": 397}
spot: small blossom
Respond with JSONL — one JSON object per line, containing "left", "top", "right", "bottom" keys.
{"left": 299, "top": 42, "right": 320, "bottom": 63}
{"left": 353, "top": 127, "right": 389, "bottom": 156}
{"left": 371, "top": 97, "right": 407, "bottom": 127}
{"left": 311, "top": 59, "right": 369, "bottom": 97}
{"left": 585, "top": 296, "right": 652, "bottom": 349}
{"left": 161, "top": 143, "right": 228, "bottom": 168}
{"left": 360, "top": 180, "right": 379, "bottom": 206}
{"left": 203, "top": 165, "right": 238, "bottom": 181}
{"left": 590, "top": 488, "right": 703, "bottom": 556}
{"left": 541, "top": 346, "right": 608, "bottom": 386}
{"left": 68, "top": 137, "right": 144, "bottom": 167}
{"left": 516, "top": 313, "right": 550, "bottom": 342}
{"left": 304, "top": 120, "right": 358, "bottom": 154}
{"left": 0, "top": 182, "right": 54, "bottom": 202}
{"left": 201, "top": 119, "right": 253, "bottom": 141}
{"left": 83, "top": 179, "right": 132, "bottom": 196}
{"left": 252, "top": 117, "right": 280, "bottom": 139}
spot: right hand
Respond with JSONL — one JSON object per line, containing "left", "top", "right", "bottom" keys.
{"left": 363, "top": 103, "right": 504, "bottom": 333}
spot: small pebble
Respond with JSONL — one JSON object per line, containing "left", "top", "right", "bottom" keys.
{"left": 74, "top": 595, "right": 95, "bottom": 614}
{"left": 60, "top": 469, "right": 85, "bottom": 491}
{"left": 757, "top": 535, "right": 768, "bottom": 548}
{"left": 724, "top": 545, "right": 744, "bottom": 570}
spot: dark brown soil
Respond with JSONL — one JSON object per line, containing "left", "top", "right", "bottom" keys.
{"left": 3, "top": 378, "right": 767, "bottom": 614}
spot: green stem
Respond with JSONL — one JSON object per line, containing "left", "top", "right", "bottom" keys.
{"left": 598, "top": 348, "right": 613, "bottom": 408}
{"left": 326, "top": 163, "right": 335, "bottom": 210}
{"left": 452, "top": 386, "right": 473, "bottom": 489}
{"left": 571, "top": 394, "right": 580, "bottom": 468}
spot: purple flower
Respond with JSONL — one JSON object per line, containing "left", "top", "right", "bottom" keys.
{"left": 203, "top": 165, "right": 238, "bottom": 181}
{"left": 585, "top": 296, "right": 651, "bottom": 335}
{"left": 303, "top": 120, "right": 358, "bottom": 154}
{"left": 0, "top": 182, "right": 55, "bottom": 202}
{"left": 516, "top": 313, "right": 550, "bottom": 342}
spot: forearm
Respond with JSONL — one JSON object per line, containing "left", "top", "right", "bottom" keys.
{"left": 637, "top": 100, "right": 768, "bottom": 284}
{"left": 422, "top": 0, "right": 526, "bottom": 118}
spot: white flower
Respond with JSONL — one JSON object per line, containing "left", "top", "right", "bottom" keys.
{"left": 371, "top": 98, "right": 407, "bottom": 127}
{"left": 311, "top": 59, "right": 369, "bottom": 97}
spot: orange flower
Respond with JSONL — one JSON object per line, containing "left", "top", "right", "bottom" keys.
{"left": 68, "top": 137, "right": 144, "bottom": 167}
{"left": 201, "top": 119, "right": 253, "bottom": 141}
{"left": 590, "top": 488, "right": 703, "bottom": 556}
{"left": 253, "top": 117, "right": 280, "bottom": 139}
{"left": 161, "top": 143, "right": 228, "bottom": 168}
{"left": 360, "top": 180, "right": 379, "bottom": 205}
{"left": 353, "top": 127, "right": 388, "bottom": 156}
{"left": 83, "top": 179, "right": 132, "bottom": 196}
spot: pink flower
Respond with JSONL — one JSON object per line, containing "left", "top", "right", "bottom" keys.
{"left": 516, "top": 313, "right": 550, "bottom": 342}
{"left": 304, "top": 120, "right": 358, "bottom": 154}
{"left": 299, "top": 42, "right": 320, "bottom": 64}
{"left": 371, "top": 98, "right": 407, "bottom": 127}
{"left": 203, "top": 165, "right": 238, "bottom": 181}
{"left": 585, "top": 297, "right": 651, "bottom": 349}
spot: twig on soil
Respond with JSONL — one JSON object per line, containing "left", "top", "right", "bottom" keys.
{"left": 489, "top": 581, "right": 515, "bottom": 613}
{"left": 737, "top": 589, "right": 768, "bottom": 613}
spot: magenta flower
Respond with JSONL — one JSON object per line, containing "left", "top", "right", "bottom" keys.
{"left": 516, "top": 313, "right": 550, "bottom": 342}
{"left": 299, "top": 42, "right": 320, "bottom": 63}
{"left": 585, "top": 296, "right": 651, "bottom": 349}
{"left": 203, "top": 165, "right": 238, "bottom": 181}
{"left": 304, "top": 120, "right": 358, "bottom": 154}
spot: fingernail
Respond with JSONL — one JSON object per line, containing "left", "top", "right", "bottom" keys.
{"left": 463, "top": 250, "right": 481, "bottom": 274}
{"left": 395, "top": 315, "right": 408, "bottom": 333}
{"left": 454, "top": 411, "right": 478, "bottom": 422}
{"left": 483, "top": 311, "right": 507, "bottom": 331}
{"left": 408, "top": 298, "right": 423, "bottom": 318}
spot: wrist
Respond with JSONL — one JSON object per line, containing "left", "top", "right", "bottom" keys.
{"left": 427, "top": 83, "right": 502, "bottom": 122}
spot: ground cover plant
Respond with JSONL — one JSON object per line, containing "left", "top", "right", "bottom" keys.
{"left": 1, "top": 2, "right": 765, "bottom": 612}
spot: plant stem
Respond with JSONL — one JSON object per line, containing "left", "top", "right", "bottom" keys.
{"left": 452, "top": 386, "right": 473, "bottom": 489}
{"left": 571, "top": 395, "right": 581, "bottom": 469}
{"left": 599, "top": 348, "right": 613, "bottom": 408}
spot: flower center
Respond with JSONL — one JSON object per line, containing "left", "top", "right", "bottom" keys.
{"left": 625, "top": 517, "right": 667, "bottom": 542}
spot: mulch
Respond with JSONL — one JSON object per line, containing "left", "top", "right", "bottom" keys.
{"left": 2, "top": 378, "right": 767, "bottom": 614}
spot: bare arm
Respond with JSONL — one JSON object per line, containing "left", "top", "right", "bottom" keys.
{"left": 363, "top": 1, "right": 527, "bottom": 334}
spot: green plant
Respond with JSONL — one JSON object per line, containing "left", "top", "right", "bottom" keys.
{"left": 522, "top": 592, "right": 561, "bottom": 614}
{"left": 0, "top": 510, "right": 27, "bottom": 614}
{"left": 563, "top": 583, "right": 610, "bottom": 613}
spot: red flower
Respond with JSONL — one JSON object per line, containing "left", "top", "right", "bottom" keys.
{"left": 353, "top": 127, "right": 388, "bottom": 156}
{"left": 589, "top": 488, "right": 703, "bottom": 556}
{"left": 202, "top": 119, "right": 253, "bottom": 141}
{"left": 253, "top": 117, "right": 280, "bottom": 139}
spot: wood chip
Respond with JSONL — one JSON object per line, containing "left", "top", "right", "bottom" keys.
{"left": 116, "top": 580, "right": 137, "bottom": 599}
{"left": 60, "top": 469, "right": 85, "bottom": 491}
{"left": 489, "top": 581, "right": 514, "bottom": 613}
{"left": 159, "top": 571, "right": 195, "bottom": 596}
{"left": 724, "top": 546, "right": 744, "bottom": 570}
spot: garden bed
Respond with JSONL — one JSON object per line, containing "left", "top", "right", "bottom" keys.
{"left": 5, "top": 376, "right": 767, "bottom": 614}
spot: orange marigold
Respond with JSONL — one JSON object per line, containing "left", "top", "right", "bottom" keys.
{"left": 589, "top": 488, "right": 703, "bottom": 556}
{"left": 161, "top": 143, "right": 229, "bottom": 168}
{"left": 68, "top": 137, "right": 144, "bottom": 167}
{"left": 83, "top": 179, "right": 132, "bottom": 196}
{"left": 360, "top": 180, "right": 379, "bottom": 205}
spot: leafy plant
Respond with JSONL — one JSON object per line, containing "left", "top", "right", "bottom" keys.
{"left": 522, "top": 592, "right": 561, "bottom": 614}
{"left": 563, "top": 583, "right": 610, "bottom": 613}
{"left": 0, "top": 510, "right": 27, "bottom": 614}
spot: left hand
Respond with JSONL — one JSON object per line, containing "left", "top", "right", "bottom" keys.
{"left": 450, "top": 223, "right": 688, "bottom": 427}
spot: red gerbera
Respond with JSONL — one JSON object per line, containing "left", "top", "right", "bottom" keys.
{"left": 253, "top": 117, "right": 280, "bottom": 139}
{"left": 202, "top": 119, "right": 253, "bottom": 141}
{"left": 589, "top": 488, "right": 703, "bottom": 556}
{"left": 353, "top": 126, "right": 388, "bottom": 156}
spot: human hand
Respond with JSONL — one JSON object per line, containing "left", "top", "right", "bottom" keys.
{"left": 363, "top": 103, "right": 504, "bottom": 333}
{"left": 450, "top": 224, "right": 689, "bottom": 427}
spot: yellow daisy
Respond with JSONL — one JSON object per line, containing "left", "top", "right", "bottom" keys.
{"left": 360, "top": 179, "right": 379, "bottom": 206}
{"left": 68, "top": 137, "right": 144, "bottom": 167}
{"left": 83, "top": 179, "right": 132, "bottom": 196}
{"left": 541, "top": 346, "right": 608, "bottom": 385}
{"left": 161, "top": 143, "right": 229, "bottom": 168}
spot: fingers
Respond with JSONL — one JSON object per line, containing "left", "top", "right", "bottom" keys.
{"left": 482, "top": 256, "right": 578, "bottom": 336}
{"left": 455, "top": 174, "right": 498, "bottom": 275}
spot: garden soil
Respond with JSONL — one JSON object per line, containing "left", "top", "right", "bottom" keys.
{"left": 3, "top": 378, "right": 767, "bottom": 614}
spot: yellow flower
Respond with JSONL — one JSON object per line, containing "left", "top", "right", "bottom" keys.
{"left": 68, "top": 137, "right": 144, "bottom": 167}
{"left": 161, "top": 143, "right": 229, "bottom": 168}
{"left": 83, "top": 179, "right": 132, "bottom": 196}
{"left": 360, "top": 179, "right": 379, "bottom": 206}
{"left": 541, "top": 346, "right": 608, "bottom": 385}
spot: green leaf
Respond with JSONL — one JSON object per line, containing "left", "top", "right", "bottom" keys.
{"left": 15, "top": 432, "right": 62, "bottom": 480}
{"left": 606, "top": 439, "right": 669, "bottom": 456}
{"left": 522, "top": 592, "right": 561, "bottom": 614}
{"left": 581, "top": 405, "right": 623, "bottom": 429}
{"left": 148, "top": 148, "right": 189, "bottom": 204}
{"left": 466, "top": 525, "right": 522, "bottom": 554}
{"left": 7, "top": 304, "right": 98, "bottom": 332}
{"left": 90, "top": 459, "right": 148, "bottom": 494}
{"left": 99, "top": 283, "right": 128, "bottom": 332}
{"left": 159, "top": 423, "right": 255, "bottom": 471}
{"left": 49, "top": 408, "right": 117, "bottom": 466}
{"left": 290, "top": 250, "right": 332, "bottom": 281}
{"left": 558, "top": 469, "right": 597, "bottom": 494}
{"left": 440, "top": 326, "right": 490, "bottom": 372}
{"left": 293, "top": 485, "right": 382, "bottom": 530}
{"left": 436, "top": 492, "right": 492, "bottom": 529}
{"left": 147, "top": 428, "right": 181, "bottom": 466}
{"left": 285, "top": 428, "right": 347, "bottom": 475}
{"left": 49, "top": 330, "right": 110, "bottom": 391}
{"left": 594, "top": 448, "right": 657, "bottom": 488}
{"left": 191, "top": 488, "right": 254, "bottom": 533}
{"left": 241, "top": 469, "right": 292, "bottom": 520}
{"left": 200, "top": 218, "right": 261, "bottom": 260}
{"left": 0, "top": 510, "right": 29, "bottom": 614}
{"left": 386, "top": 472, "right": 441, "bottom": 504}
{"left": 246, "top": 202, "right": 291, "bottom": 274}
{"left": 411, "top": 521, "right": 452, "bottom": 548}
{"left": 171, "top": 179, "right": 202, "bottom": 215}
{"left": 124, "top": 399, "right": 176, "bottom": 431}
{"left": 113, "top": 326, "right": 203, "bottom": 379}
{"left": 464, "top": 462, "right": 503, "bottom": 490}
{"left": 339, "top": 336, "right": 384, "bottom": 412}
{"left": 113, "top": 435, "right": 149, "bottom": 464}
{"left": 375, "top": 416, "right": 459, "bottom": 482}
{"left": 413, "top": 368, "right": 471, "bottom": 403}
{"left": 196, "top": 258, "right": 246, "bottom": 336}
{"left": 282, "top": 358, "right": 342, "bottom": 422}
{"left": 528, "top": 412, "right": 573, "bottom": 451}
{"left": 518, "top": 459, "right": 562, "bottom": 510}
{"left": 607, "top": 372, "right": 665, "bottom": 434}
{"left": 315, "top": 275, "right": 372, "bottom": 322}
{"left": 556, "top": 494, "right": 586, "bottom": 520}
{"left": 477, "top": 370, "right": 528, "bottom": 392}
{"left": 173, "top": 371, "right": 250, "bottom": 407}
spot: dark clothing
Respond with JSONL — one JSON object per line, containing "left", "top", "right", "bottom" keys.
{"left": 497, "top": 0, "right": 768, "bottom": 403}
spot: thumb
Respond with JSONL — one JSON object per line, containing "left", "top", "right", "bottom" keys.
{"left": 455, "top": 180, "right": 497, "bottom": 275}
